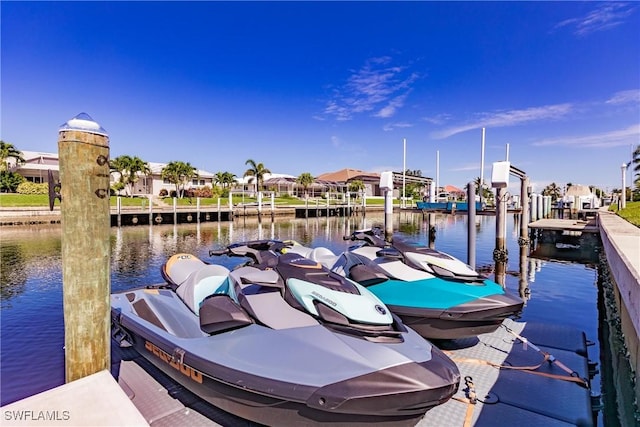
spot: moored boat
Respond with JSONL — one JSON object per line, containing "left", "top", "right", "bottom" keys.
{"left": 285, "top": 228, "right": 524, "bottom": 340}
{"left": 111, "top": 244, "right": 460, "bottom": 426}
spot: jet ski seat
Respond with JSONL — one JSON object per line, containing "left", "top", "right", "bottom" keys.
{"left": 176, "top": 264, "right": 231, "bottom": 314}
{"left": 309, "top": 247, "right": 339, "bottom": 270}
{"left": 231, "top": 266, "right": 319, "bottom": 330}
{"left": 162, "top": 253, "right": 208, "bottom": 287}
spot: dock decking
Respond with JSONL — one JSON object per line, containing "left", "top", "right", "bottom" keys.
{"left": 528, "top": 218, "right": 599, "bottom": 233}
{"left": 110, "top": 318, "right": 596, "bottom": 427}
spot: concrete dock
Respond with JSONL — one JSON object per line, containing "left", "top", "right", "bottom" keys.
{"left": 597, "top": 209, "right": 640, "bottom": 423}
{"left": 528, "top": 218, "right": 599, "bottom": 233}
{"left": 0, "top": 370, "right": 148, "bottom": 426}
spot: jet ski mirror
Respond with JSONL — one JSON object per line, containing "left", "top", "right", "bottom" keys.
{"left": 376, "top": 248, "right": 403, "bottom": 259}
{"left": 209, "top": 248, "right": 229, "bottom": 257}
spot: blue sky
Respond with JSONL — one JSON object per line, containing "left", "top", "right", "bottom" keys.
{"left": 2, "top": 1, "right": 639, "bottom": 192}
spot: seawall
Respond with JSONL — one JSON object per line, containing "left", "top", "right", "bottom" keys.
{"left": 598, "top": 209, "right": 640, "bottom": 423}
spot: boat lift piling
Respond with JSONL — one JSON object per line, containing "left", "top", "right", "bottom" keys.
{"left": 467, "top": 181, "right": 476, "bottom": 270}
{"left": 491, "top": 161, "right": 510, "bottom": 287}
{"left": 58, "top": 113, "right": 111, "bottom": 382}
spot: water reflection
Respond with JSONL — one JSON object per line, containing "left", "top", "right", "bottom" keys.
{"left": 0, "top": 212, "right": 604, "bottom": 411}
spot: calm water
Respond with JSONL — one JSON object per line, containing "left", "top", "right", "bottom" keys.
{"left": 0, "top": 212, "right": 605, "bottom": 420}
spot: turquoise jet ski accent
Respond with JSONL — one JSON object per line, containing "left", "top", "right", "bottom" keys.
{"left": 367, "top": 277, "right": 504, "bottom": 310}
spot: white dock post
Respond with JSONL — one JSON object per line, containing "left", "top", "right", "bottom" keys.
{"left": 271, "top": 192, "right": 275, "bottom": 219}
{"left": 537, "top": 194, "right": 544, "bottom": 221}
{"left": 380, "top": 171, "right": 394, "bottom": 242}
{"left": 117, "top": 196, "right": 122, "bottom": 227}
{"left": 621, "top": 163, "right": 627, "bottom": 210}
{"left": 173, "top": 197, "right": 177, "bottom": 224}
{"left": 467, "top": 181, "right": 476, "bottom": 270}
{"left": 148, "top": 194, "right": 153, "bottom": 225}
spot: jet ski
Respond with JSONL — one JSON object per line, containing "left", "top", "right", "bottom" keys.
{"left": 111, "top": 240, "right": 460, "bottom": 426}
{"left": 285, "top": 228, "right": 524, "bottom": 340}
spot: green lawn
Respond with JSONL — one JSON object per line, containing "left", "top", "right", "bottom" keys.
{"left": 610, "top": 201, "right": 640, "bottom": 227}
{"left": 0, "top": 194, "right": 50, "bottom": 207}
{"left": 0, "top": 193, "right": 403, "bottom": 208}
{"left": 0, "top": 194, "right": 154, "bottom": 208}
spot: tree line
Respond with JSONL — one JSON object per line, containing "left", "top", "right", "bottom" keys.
{"left": 2, "top": 141, "right": 639, "bottom": 202}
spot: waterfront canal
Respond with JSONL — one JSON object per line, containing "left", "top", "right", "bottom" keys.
{"left": 0, "top": 212, "right": 619, "bottom": 425}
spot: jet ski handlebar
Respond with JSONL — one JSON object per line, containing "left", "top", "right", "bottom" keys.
{"left": 344, "top": 228, "right": 387, "bottom": 247}
{"left": 209, "top": 240, "right": 293, "bottom": 266}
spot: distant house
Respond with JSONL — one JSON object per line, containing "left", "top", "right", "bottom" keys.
{"left": 442, "top": 185, "right": 466, "bottom": 200}
{"left": 9, "top": 151, "right": 59, "bottom": 184}
{"left": 316, "top": 168, "right": 382, "bottom": 196}
{"left": 563, "top": 184, "right": 600, "bottom": 210}
{"left": 134, "top": 162, "right": 214, "bottom": 197}
{"left": 10, "top": 150, "right": 433, "bottom": 200}
{"left": 10, "top": 151, "right": 214, "bottom": 196}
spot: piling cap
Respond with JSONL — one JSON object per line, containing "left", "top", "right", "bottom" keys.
{"left": 59, "top": 112, "right": 108, "bottom": 136}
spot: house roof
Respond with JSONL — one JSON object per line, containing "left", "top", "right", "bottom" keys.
{"left": 147, "top": 162, "right": 214, "bottom": 178}
{"left": 565, "top": 184, "right": 593, "bottom": 197}
{"left": 444, "top": 184, "right": 465, "bottom": 194}
{"left": 237, "top": 173, "right": 296, "bottom": 184}
{"left": 316, "top": 168, "right": 380, "bottom": 183}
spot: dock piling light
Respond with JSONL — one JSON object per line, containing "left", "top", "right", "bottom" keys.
{"left": 58, "top": 113, "right": 111, "bottom": 382}
{"left": 621, "top": 163, "right": 627, "bottom": 210}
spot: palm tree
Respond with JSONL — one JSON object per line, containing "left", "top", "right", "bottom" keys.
{"left": 213, "top": 171, "right": 237, "bottom": 189}
{"left": 243, "top": 159, "right": 271, "bottom": 195}
{"left": 348, "top": 179, "right": 365, "bottom": 196}
{"left": 222, "top": 171, "right": 237, "bottom": 188}
{"left": 109, "top": 155, "right": 132, "bottom": 195}
{"left": 125, "top": 156, "right": 151, "bottom": 196}
{"left": 542, "top": 182, "right": 562, "bottom": 201}
{"left": 296, "top": 172, "right": 314, "bottom": 199}
{"left": 473, "top": 176, "right": 492, "bottom": 201}
{"left": 110, "top": 155, "right": 151, "bottom": 196}
{"left": 0, "top": 141, "right": 25, "bottom": 172}
{"left": 162, "top": 161, "right": 198, "bottom": 198}
{"left": 213, "top": 172, "right": 226, "bottom": 188}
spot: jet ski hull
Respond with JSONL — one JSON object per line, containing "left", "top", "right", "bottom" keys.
{"left": 386, "top": 299, "right": 520, "bottom": 340}
{"left": 366, "top": 279, "right": 524, "bottom": 340}
{"left": 111, "top": 287, "right": 460, "bottom": 426}
{"left": 326, "top": 246, "right": 524, "bottom": 341}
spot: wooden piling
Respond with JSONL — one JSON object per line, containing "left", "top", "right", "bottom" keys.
{"left": 58, "top": 114, "right": 110, "bottom": 382}
{"left": 495, "top": 186, "right": 507, "bottom": 287}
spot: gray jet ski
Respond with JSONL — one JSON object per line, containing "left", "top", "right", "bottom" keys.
{"left": 111, "top": 241, "right": 460, "bottom": 426}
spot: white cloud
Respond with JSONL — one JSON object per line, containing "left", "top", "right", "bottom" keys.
{"left": 422, "top": 113, "right": 452, "bottom": 125}
{"left": 432, "top": 103, "right": 573, "bottom": 139}
{"left": 606, "top": 89, "right": 640, "bottom": 105}
{"left": 553, "top": 3, "right": 636, "bottom": 36}
{"left": 531, "top": 124, "right": 640, "bottom": 148}
{"left": 375, "top": 93, "right": 411, "bottom": 119}
{"left": 382, "top": 122, "right": 413, "bottom": 132}
{"left": 321, "top": 56, "right": 419, "bottom": 121}
{"left": 450, "top": 163, "right": 482, "bottom": 172}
